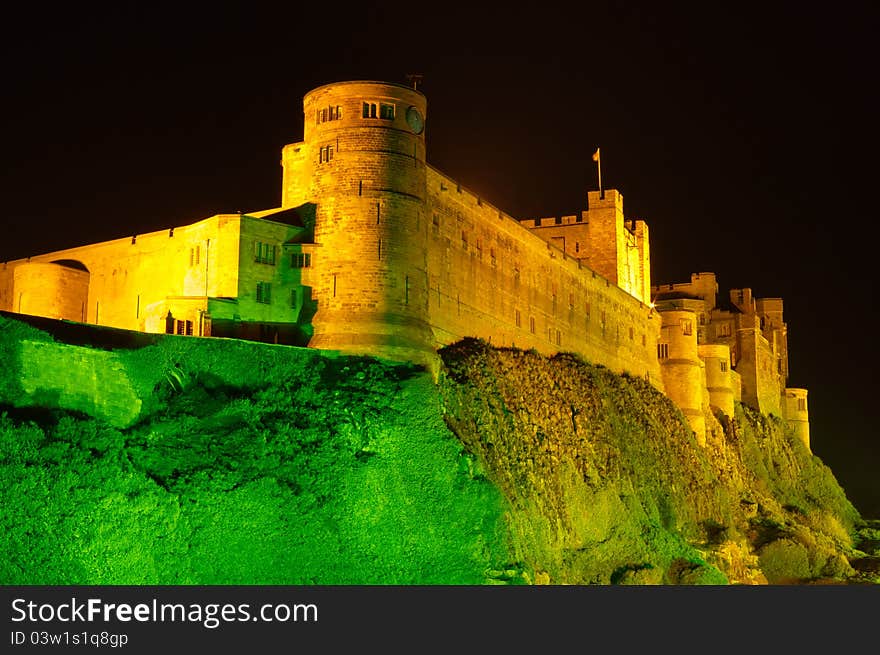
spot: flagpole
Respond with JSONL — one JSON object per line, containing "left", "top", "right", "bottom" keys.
{"left": 592, "top": 147, "right": 602, "bottom": 198}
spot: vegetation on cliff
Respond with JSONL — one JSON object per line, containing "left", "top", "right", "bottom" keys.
{"left": 440, "top": 339, "right": 869, "bottom": 584}
{"left": 0, "top": 316, "right": 874, "bottom": 584}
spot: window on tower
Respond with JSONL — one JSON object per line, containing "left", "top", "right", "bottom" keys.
{"left": 319, "top": 145, "right": 334, "bottom": 163}
{"left": 379, "top": 103, "right": 395, "bottom": 120}
{"left": 362, "top": 102, "right": 377, "bottom": 118}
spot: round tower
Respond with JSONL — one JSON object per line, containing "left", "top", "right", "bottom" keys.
{"left": 292, "top": 81, "right": 434, "bottom": 366}
{"left": 657, "top": 306, "right": 705, "bottom": 445}
{"left": 13, "top": 261, "right": 89, "bottom": 322}
{"left": 782, "top": 388, "right": 810, "bottom": 451}
{"left": 699, "top": 343, "right": 735, "bottom": 417}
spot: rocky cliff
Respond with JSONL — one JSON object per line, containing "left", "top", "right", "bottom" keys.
{"left": 0, "top": 315, "right": 876, "bottom": 584}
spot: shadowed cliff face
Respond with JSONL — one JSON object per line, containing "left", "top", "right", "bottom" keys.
{"left": 438, "top": 339, "right": 868, "bottom": 584}
{"left": 0, "top": 315, "right": 874, "bottom": 584}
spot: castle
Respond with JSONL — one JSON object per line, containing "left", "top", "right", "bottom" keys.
{"left": 0, "top": 80, "right": 808, "bottom": 448}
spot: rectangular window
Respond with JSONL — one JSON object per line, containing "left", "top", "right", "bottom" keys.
{"left": 515, "top": 309, "right": 521, "bottom": 328}
{"left": 363, "top": 102, "right": 377, "bottom": 118}
{"left": 254, "top": 242, "right": 276, "bottom": 265}
{"left": 681, "top": 318, "right": 693, "bottom": 336}
{"left": 529, "top": 316, "right": 536, "bottom": 334}
{"left": 379, "top": 103, "right": 395, "bottom": 120}
{"left": 319, "top": 145, "right": 335, "bottom": 163}
{"left": 556, "top": 329, "right": 561, "bottom": 346}
{"left": 658, "top": 343, "right": 669, "bottom": 359}
{"left": 176, "top": 320, "right": 185, "bottom": 335}
{"left": 629, "top": 327, "right": 634, "bottom": 340}
{"left": 256, "top": 281, "right": 272, "bottom": 304}
{"left": 291, "top": 252, "right": 312, "bottom": 268}
{"left": 797, "top": 398, "right": 806, "bottom": 411}
{"left": 721, "top": 361, "right": 728, "bottom": 372}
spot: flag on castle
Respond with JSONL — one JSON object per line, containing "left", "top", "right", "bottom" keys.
{"left": 592, "top": 148, "right": 600, "bottom": 162}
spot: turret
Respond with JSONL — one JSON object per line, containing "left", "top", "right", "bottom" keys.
{"left": 281, "top": 81, "right": 435, "bottom": 367}
{"left": 656, "top": 299, "right": 706, "bottom": 445}
{"left": 782, "top": 388, "right": 810, "bottom": 451}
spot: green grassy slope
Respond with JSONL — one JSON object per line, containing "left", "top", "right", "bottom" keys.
{"left": 0, "top": 317, "right": 871, "bottom": 584}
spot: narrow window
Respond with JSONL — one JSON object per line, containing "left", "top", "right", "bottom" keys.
{"left": 681, "top": 319, "right": 693, "bottom": 336}
{"left": 797, "top": 398, "right": 806, "bottom": 411}
{"left": 556, "top": 329, "right": 561, "bottom": 346}
{"left": 379, "top": 103, "right": 395, "bottom": 120}
{"left": 256, "top": 282, "right": 272, "bottom": 304}
{"left": 721, "top": 361, "right": 728, "bottom": 372}
{"left": 629, "top": 327, "right": 634, "bottom": 340}
{"left": 529, "top": 316, "right": 536, "bottom": 334}
{"left": 255, "top": 242, "right": 276, "bottom": 265}
{"left": 515, "top": 309, "right": 521, "bottom": 327}
{"left": 575, "top": 242, "right": 580, "bottom": 253}
{"left": 185, "top": 320, "right": 193, "bottom": 336}
{"left": 658, "top": 343, "right": 669, "bottom": 359}
{"left": 291, "top": 252, "right": 312, "bottom": 268}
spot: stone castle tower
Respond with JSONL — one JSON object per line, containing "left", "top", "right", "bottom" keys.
{"left": 280, "top": 81, "right": 435, "bottom": 367}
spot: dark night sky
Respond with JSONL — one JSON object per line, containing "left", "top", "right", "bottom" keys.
{"left": 2, "top": 4, "right": 878, "bottom": 516}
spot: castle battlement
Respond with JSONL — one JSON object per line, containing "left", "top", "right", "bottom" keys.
{"left": 0, "top": 80, "right": 808, "bottom": 448}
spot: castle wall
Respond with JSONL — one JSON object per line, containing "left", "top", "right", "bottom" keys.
{"left": 425, "top": 168, "right": 663, "bottom": 386}
{"left": 736, "top": 324, "right": 783, "bottom": 417}
{"left": 1, "top": 215, "right": 246, "bottom": 336}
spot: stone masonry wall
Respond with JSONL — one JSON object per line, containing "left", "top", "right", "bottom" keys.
{"left": 425, "top": 167, "right": 663, "bottom": 386}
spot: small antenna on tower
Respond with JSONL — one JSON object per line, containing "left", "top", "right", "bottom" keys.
{"left": 406, "top": 73, "right": 423, "bottom": 91}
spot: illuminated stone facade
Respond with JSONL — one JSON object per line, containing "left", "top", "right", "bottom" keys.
{"left": 652, "top": 272, "right": 810, "bottom": 450}
{"left": 0, "top": 81, "right": 808, "bottom": 446}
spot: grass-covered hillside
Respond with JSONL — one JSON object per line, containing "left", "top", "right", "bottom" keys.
{"left": 0, "top": 315, "right": 876, "bottom": 584}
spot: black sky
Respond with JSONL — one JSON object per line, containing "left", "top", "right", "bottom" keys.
{"left": 2, "top": 4, "right": 878, "bottom": 516}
